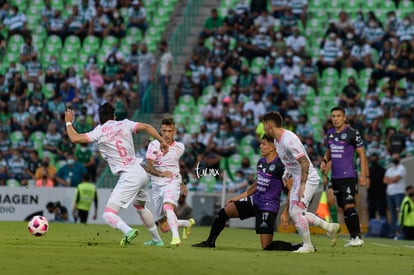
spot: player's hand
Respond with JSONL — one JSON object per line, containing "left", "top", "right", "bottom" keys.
{"left": 162, "top": 171, "right": 173, "bottom": 178}
{"left": 320, "top": 161, "right": 326, "bottom": 172}
{"left": 359, "top": 175, "right": 369, "bottom": 188}
{"left": 160, "top": 141, "right": 169, "bottom": 155}
{"left": 180, "top": 183, "right": 188, "bottom": 196}
{"left": 65, "top": 108, "right": 75, "bottom": 123}
{"left": 93, "top": 213, "right": 97, "bottom": 220}
{"left": 299, "top": 185, "right": 305, "bottom": 204}
{"left": 280, "top": 210, "right": 289, "bottom": 230}
{"left": 226, "top": 198, "right": 236, "bottom": 206}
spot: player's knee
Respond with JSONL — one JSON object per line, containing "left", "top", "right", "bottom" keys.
{"left": 217, "top": 208, "right": 229, "bottom": 222}
{"left": 163, "top": 203, "right": 175, "bottom": 212}
{"left": 344, "top": 207, "right": 357, "bottom": 218}
{"left": 102, "top": 207, "right": 118, "bottom": 220}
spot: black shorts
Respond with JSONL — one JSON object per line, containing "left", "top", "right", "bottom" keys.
{"left": 331, "top": 178, "right": 358, "bottom": 208}
{"left": 78, "top": 209, "right": 89, "bottom": 223}
{"left": 234, "top": 196, "right": 277, "bottom": 235}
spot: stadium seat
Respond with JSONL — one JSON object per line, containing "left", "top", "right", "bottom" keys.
{"left": 250, "top": 57, "right": 266, "bottom": 75}
{"left": 6, "top": 179, "right": 20, "bottom": 187}
{"left": 10, "top": 131, "right": 24, "bottom": 147}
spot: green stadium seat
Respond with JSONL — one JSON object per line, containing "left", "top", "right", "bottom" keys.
{"left": 250, "top": 57, "right": 265, "bottom": 75}
{"left": 6, "top": 179, "right": 20, "bottom": 187}
{"left": 10, "top": 130, "right": 24, "bottom": 147}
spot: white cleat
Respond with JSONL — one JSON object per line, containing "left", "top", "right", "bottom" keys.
{"left": 344, "top": 237, "right": 364, "bottom": 247}
{"left": 327, "top": 223, "right": 341, "bottom": 247}
{"left": 292, "top": 245, "right": 315, "bottom": 253}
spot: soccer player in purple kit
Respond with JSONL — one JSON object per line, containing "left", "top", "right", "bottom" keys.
{"left": 192, "top": 135, "right": 302, "bottom": 251}
{"left": 320, "top": 106, "right": 370, "bottom": 247}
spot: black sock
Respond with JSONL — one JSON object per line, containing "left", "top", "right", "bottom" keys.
{"left": 206, "top": 208, "right": 229, "bottom": 244}
{"left": 264, "top": 241, "right": 302, "bottom": 251}
{"left": 344, "top": 208, "right": 361, "bottom": 238}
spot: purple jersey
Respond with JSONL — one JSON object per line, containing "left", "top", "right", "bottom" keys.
{"left": 326, "top": 126, "right": 364, "bottom": 179}
{"left": 253, "top": 156, "right": 284, "bottom": 212}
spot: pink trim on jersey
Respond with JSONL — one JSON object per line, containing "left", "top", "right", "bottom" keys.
{"left": 85, "top": 133, "right": 93, "bottom": 142}
{"left": 104, "top": 207, "right": 119, "bottom": 214}
{"left": 163, "top": 204, "right": 174, "bottom": 211}
{"left": 276, "top": 129, "right": 286, "bottom": 143}
{"left": 133, "top": 122, "right": 140, "bottom": 133}
{"left": 295, "top": 153, "right": 306, "bottom": 160}
{"left": 169, "top": 141, "right": 176, "bottom": 147}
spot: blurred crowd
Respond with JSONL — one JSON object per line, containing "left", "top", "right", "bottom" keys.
{"left": 170, "top": 0, "right": 414, "bottom": 193}
{"left": 0, "top": 0, "right": 153, "bottom": 187}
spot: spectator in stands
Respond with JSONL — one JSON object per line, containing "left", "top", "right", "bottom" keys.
{"left": 25, "top": 150, "right": 41, "bottom": 180}
{"left": 279, "top": 7, "right": 298, "bottom": 38}
{"left": 43, "top": 122, "right": 62, "bottom": 159}
{"left": 19, "top": 35, "right": 36, "bottom": 64}
{"left": 395, "top": 42, "right": 414, "bottom": 80}
{"left": 396, "top": 16, "right": 414, "bottom": 43}
{"left": 371, "top": 50, "right": 397, "bottom": 80}
{"left": 387, "top": 127, "right": 407, "bottom": 155}
{"left": 203, "top": 96, "right": 223, "bottom": 122}
{"left": 250, "top": 0, "right": 267, "bottom": 16}
{"left": 316, "top": 32, "right": 343, "bottom": 77}
{"left": 159, "top": 40, "right": 172, "bottom": 113}
{"left": 321, "top": 20, "right": 344, "bottom": 48}
{"left": 280, "top": 55, "right": 301, "bottom": 86}
{"left": 346, "top": 37, "right": 373, "bottom": 72}
{"left": 384, "top": 11, "right": 401, "bottom": 43}
{"left": 11, "top": 105, "right": 30, "bottom": 131}
{"left": 234, "top": 0, "right": 250, "bottom": 16}
{"left": 7, "top": 149, "right": 29, "bottom": 186}
{"left": 9, "top": 72, "right": 28, "bottom": 111}
{"left": 100, "top": 0, "right": 117, "bottom": 17}
{"left": 200, "top": 8, "right": 224, "bottom": 39}
{"left": 193, "top": 37, "right": 210, "bottom": 64}
{"left": 47, "top": 9, "right": 66, "bottom": 41}
{"left": 339, "top": 76, "right": 362, "bottom": 108}
{"left": 65, "top": 5, "right": 88, "bottom": 42}
{"left": 75, "top": 143, "right": 97, "bottom": 181}
{"left": 254, "top": 9, "right": 275, "bottom": 31}
{"left": 240, "top": 109, "right": 257, "bottom": 137}
{"left": 243, "top": 90, "right": 266, "bottom": 124}
{"left": 335, "top": 11, "right": 352, "bottom": 34}
{"left": 189, "top": 54, "right": 208, "bottom": 92}
{"left": 87, "top": 65, "right": 104, "bottom": 92}
{"left": 138, "top": 42, "right": 156, "bottom": 106}
{"left": 41, "top": 0, "right": 55, "bottom": 27}
{"left": 58, "top": 81, "right": 77, "bottom": 104}
{"left": 208, "top": 119, "right": 236, "bottom": 158}
{"left": 79, "top": 0, "right": 96, "bottom": 23}
{"left": 289, "top": 0, "right": 308, "bottom": 29}
{"left": 45, "top": 55, "right": 64, "bottom": 86}
{"left": 175, "top": 66, "right": 199, "bottom": 103}
{"left": 125, "top": 43, "right": 139, "bottom": 79}
{"left": 89, "top": 6, "right": 110, "bottom": 37}
{"left": 0, "top": 129, "right": 10, "bottom": 158}
{"left": 1, "top": 5, "right": 28, "bottom": 37}
{"left": 300, "top": 55, "right": 318, "bottom": 95}
{"left": 55, "top": 154, "right": 87, "bottom": 187}
{"left": 128, "top": 0, "right": 148, "bottom": 35}
{"left": 286, "top": 26, "right": 306, "bottom": 57}
{"left": 270, "top": 0, "right": 288, "bottom": 19}
{"left": 102, "top": 52, "right": 121, "bottom": 84}
{"left": 363, "top": 17, "right": 384, "bottom": 53}
{"left": 108, "top": 9, "right": 126, "bottom": 38}
{"left": 295, "top": 114, "right": 313, "bottom": 142}
{"left": 17, "top": 128, "right": 34, "bottom": 160}
{"left": 287, "top": 75, "right": 307, "bottom": 108}
{"left": 24, "top": 52, "right": 43, "bottom": 84}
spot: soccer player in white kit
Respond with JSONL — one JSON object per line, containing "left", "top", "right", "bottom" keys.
{"left": 64, "top": 103, "right": 169, "bottom": 246}
{"left": 145, "top": 117, "right": 195, "bottom": 247}
{"left": 262, "top": 111, "right": 341, "bottom": 253}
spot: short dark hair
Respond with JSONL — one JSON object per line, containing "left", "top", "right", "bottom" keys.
{"left": 261, "top": 134, "right": 274, "bottom": 143}
{"left": 99, "top": 103, "right": 115, "bottom": 124}
{"left": 161, "top": 117, "right": 175, "bottom": 127}
{"left": 330, "top": 106, "right": 346, "bottom": 114}
{"left": 262, "top": 112, "right": 283, "bottom": 127}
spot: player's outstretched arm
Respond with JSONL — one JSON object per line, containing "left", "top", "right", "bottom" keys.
{"left": 226, "top": 182, "right": 257, "bottom": 205}
{"left": 135, "top": 123, "right": 169, "bottom": 154}
{"left": 145, "top": 159, "right": 172, "bottom": 178}
{"left": 65, "top": 109, "right": 90, "bottom": 144}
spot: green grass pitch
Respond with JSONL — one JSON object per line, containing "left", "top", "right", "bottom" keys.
{"left": 1, "top": 221, "right": 414, "bottom": 275}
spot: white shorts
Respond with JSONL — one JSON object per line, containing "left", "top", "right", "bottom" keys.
{"left": 151, "top": 180, "right": 181, "bottom": 220}
{"left": 107, "top": 164, "right": 150, "bottom": 209}
{"left": 290, "top": 173, "right": 320, "bottom": 208}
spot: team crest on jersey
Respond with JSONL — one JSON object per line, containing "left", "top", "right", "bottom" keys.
{"left": 341, "top": 133, "right": 347, "bottom": 139}
{"left": 269, "top": 164, "right": 275, "bottom": 171}
{"left": 329, "top": 134, "right": 334, "bottom": 138}
{"left": 258, "top": 163, "right": 263, "bottom": 168}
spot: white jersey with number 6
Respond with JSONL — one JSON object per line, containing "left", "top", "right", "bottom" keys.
{"left": 86, "top": 119, "right": 142, "bottom": 175}
{"left": 146, "top": 140, "right": 185, "bottom": 186}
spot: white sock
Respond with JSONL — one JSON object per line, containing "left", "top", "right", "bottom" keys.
{"left": 290, "top": 204, "right": 312, "bottom": 246}
{"left": 177, "top": 219, "right": 190, "bottom": 228}
{"left": 164, "top": 205, "right": 179, "bottom": 239}
{"left": 137, "top": 207, "right": 162, "bottom": 242}
{"left": 102, "top": 211, "right": 132, "bottom": 235}
{"left": 306, "top": 212, "right": 330, "bottom": 231}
